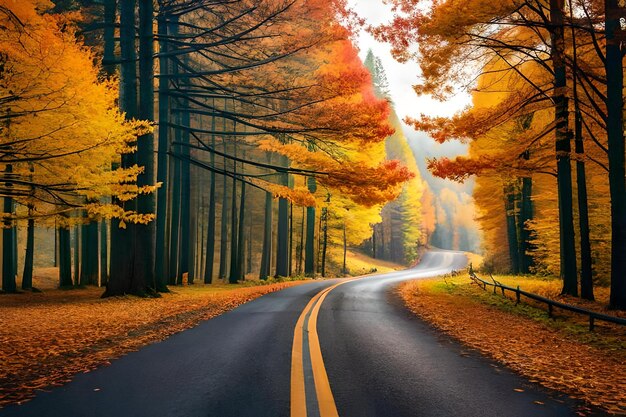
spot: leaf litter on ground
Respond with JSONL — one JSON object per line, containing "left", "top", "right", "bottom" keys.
{"left": 0, "top": 281, "right": 306, "bottom": 407}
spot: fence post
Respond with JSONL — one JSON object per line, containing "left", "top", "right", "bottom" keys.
{"left": 548, "top": 303, "right": 553, "bottom": 318}
{"left": 589, "top": 316, "right": 595, "bottom": 332}
{"left": 516, "top": 286, "right": 520, "bottom": 305}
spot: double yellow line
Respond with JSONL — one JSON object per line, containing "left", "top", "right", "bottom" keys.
{"left": 290, "top": 280, "right": 354, "bottom": 417}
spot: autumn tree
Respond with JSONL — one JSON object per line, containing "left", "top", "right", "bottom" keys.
{"left": 373, "top": 0, "right": 625, "bottom": 306}
{"left": 0, "top": 0, "right": 149, "bottom": 292}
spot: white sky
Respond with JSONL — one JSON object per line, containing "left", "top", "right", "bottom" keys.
{"left": 347, "top": 0, "right": 471, "bottom": 124}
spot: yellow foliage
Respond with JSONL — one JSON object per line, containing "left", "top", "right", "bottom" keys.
{"left": 0, "top": 0, "right": 150, "bottom": 222}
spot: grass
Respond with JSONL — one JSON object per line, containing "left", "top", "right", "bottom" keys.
{"left": 421, "top": 275, "right": 626, "bottom": 351}
{"left": 326, "top": 246, "right": 403, "bottom": 277}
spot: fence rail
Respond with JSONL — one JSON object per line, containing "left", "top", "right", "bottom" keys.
{"left": 468, "top": 271, "right": 626, "bottom": 331}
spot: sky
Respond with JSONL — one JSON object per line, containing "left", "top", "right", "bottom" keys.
{"left": 346, "top": 0, "right": 471, "bottom": 125}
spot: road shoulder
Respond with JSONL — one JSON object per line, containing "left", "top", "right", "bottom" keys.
{"left": 399, "top": 277, "right": 626, "bottom": 415}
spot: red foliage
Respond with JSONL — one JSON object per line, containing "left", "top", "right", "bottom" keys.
{"left": 427, "top": 156, "right": 496, "bottom": 182}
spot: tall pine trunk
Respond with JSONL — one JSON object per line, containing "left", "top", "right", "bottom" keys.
{"left": 73, "top": 224, "right": 79, "bottom": 285}
{"left": 567, "top": 3, "right": 593, "bottom": 300}
{"left": 204, "top": 103, "right": 217, "bottom": 283}
{"left": 259, "top": 191, "right": 273, "bottom": 280}
{"left": 22, "top": 164, "right": 36, "bottom": 290}
{"left": 518, "top": 174, "right": 534, "bottom": 274}
{"left": 58, "top": 221, "right": 72, "bottom": 288}
{"left": 228, "top": 142, "right": 239, "bottom": 284}
{"left": 2, "top": 165, "right": 16, "bottom": 293}
{"left": 105, "top": 0, "right": 139, "bottom": 296}
{"left": 179, "top": 69, "right": 191, "bottom": 284}
{"left": 288, "top": 202, "right": 293, "bottom": 276}
{"left": 134, "top": 0, "right": 157, "bottom": 291}
{"left": 100, "top": 220, "right": 108, "bottom": 286}
{"left": 275, "top": 151, "right": 290, "bottom": 278}
{"left": 247, "top": 220, "right": 253, "bottom": 275}
{"left": 168, "top": 16, "right": 182, "bottom": 286}
{"left": 80, "top": 217, "right": 99, "bottom": 286}
{"left": 320, "top": 206, "right": 328, "bottom": 277}
{"left": 297, "top": 205, "right": 304, "bottom": 275}
{"left": 155, "top": 9, "right": 170, "bottom": 291}
{"left": 550, "top": 0, "right": 577, "bottom": 296}
{"left": 304, "top": 176, "right": 316, "bottom": 276}
{"left": 22, "top": 216, "right": 34, "bottom": 290}
{"left": 342, "top": 221, "right": 347, "bottom": 275}
{"left": 504, "top": 183, "right": 520, "bottom": 274}
{"left": 218, "top": 102, "right": 230, "bottom": 280}
{"left": 606, "top": 0, "right": 626, "bottom": 310}
{"left": 236, "top": 180, "right": 246, "bottom": 281}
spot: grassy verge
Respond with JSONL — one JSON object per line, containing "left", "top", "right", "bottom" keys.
{"left": 399, "top": 275, "right": 626, "bottom": 415}
{"left": 0, "top": 280, "right": 308, "bottom": 408}
{"left": 326, "top": 247, "right": 403, "bottom": 277}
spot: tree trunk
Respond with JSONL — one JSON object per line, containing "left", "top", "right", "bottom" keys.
{"left": 342, "top": 221, "right": 347, "bottom": 275}
{"left": 504, "top": 183, "right": 520, "bottom": 274}
{"left": 288, "top": 202, "right": 293, "bottom": 276}
{"left": 22, "top": 216, "right": 34, "bottom": 290}
{"left": 260, "top": 191, "right": 273, "bottom": 280}
{"left": 134, "top": 0, "right": 157, "bottom": 291}
{"left": 73, "top": 224, "right": 79, "bottom": 286}
{"left": 219, "top": 103, "right": 230, "bottom": 280}
{"left": 100, "top": 220, "right": 108, "bottom": 286}
{"left": 606, "top": 0, "right": 626, "bottom": 309}
{"left": 297, "top": 206, "right": 305, "bottom": 275}
{"left": 2, "top": 167, "right": 16, "bottom": 293}
{"left": 236, "top": 180, "right": 246, "bottom": 281}
{"left": 101, "top": 0, "right": 115, "bottom": 290}
{"left": 105, "top": 0, "right": 139, "bottom": 297}
{"left": 247, "top": 218, "right": 253, "bottom": 275}
{"left": 304, "top": 176, "right": 316, "bottom": 276}
{"left": 321, "top": 206, "right": 328, "bottom": 277}
{"left": 204, "top": 104, "right": 217, "bottom": 283}
{"left": 550, "top": 0, "right": 578, "bottom": 296}
{"left": 155, "top": 10, "right": 170, "bottom": 291}
{"left": 228, "top": 133, "right": 239, "bottom": 284}
{"left": 519, "top": 175, "right": 534, "bottom": 274}
{"left": 168, "top": 138, "right": 181, "bottom": 285}
{"left": 102, "top": 0, "right": 116, "bottom": 76}
{"left": 275, "top": 152, "right": 290, "bottom": 278}
{"left": 188, "top": 167, "right": 197, "bottom": 284}
{"left": 372, "top": 225, "right": 377, "bottom": 259}
{"left": 58, "top": 222, "right": 72, "bottom": 288}
{"left": 80, "top": 217, "right": 99, "bottom": 286}
{"left": 572, "top": 100, "right": 593, "bottom": 299}
{"left": 219, "top": 173, "right": 230, "bottom": 280}
{"left": 179, "top": 72, "right": 191, "bottom": 284}
{"left": 167, "top": 17, "right": 183, "bottom": 286}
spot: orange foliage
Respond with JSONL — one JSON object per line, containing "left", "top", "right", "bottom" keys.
{"left": 249, "top": 178, "right": 317, "bottom": 207}
{"left": 427, "top": 156, "right": 497, "bottom": 182}
{"left": 259, "top": 139, "right": 413, "bottom": 206}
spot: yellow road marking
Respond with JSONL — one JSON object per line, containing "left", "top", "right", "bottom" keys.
{"left": 290, "top": 279, "right": 356, "bottom": 417}
{"left": 290, "top": 285, "right": 332, "bottom": 417}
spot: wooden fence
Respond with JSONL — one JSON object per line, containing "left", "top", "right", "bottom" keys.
{"left": 468, "top": 271, "right": 626, "bottom": 331}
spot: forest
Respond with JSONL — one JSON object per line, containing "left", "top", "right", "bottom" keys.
{"left": 1, "top": 0, "right": 625, "bottom": 415}
{"left": 373, "top": 0, "right": 626, "bottom": 309}
{"left": 0, "top": 0, "right": 434, "bottom": 298}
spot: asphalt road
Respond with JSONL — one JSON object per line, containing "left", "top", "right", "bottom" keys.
{"left": 2, "top": 250, "right": 606, "bottom": 417}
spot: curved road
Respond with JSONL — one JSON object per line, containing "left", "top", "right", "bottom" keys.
{"left": 3, "top": 250, "right": 606, "bottom": 417}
